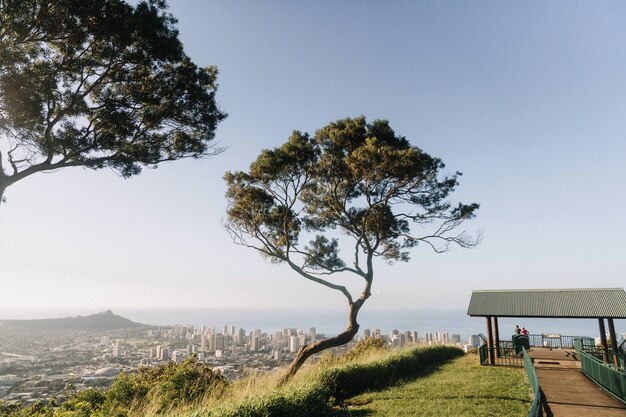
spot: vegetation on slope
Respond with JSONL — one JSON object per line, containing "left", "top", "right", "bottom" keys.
{"left": 0, "top": 340, "right": 531, "bottom": 417}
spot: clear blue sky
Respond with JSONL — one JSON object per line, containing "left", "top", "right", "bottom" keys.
{"left": 1, "top": 1, "right": 625, "bottom": 314}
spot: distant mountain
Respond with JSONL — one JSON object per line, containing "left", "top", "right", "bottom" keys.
{"left": 0, "top": 310, "right": 148, "bottom": 332}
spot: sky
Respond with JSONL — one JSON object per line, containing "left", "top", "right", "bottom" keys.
{"left": 1, "top": 1, "right": 626, "bottom": 315}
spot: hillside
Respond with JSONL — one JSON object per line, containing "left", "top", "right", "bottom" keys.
{"left": 0, "top": 342, "right": 533, "bottom": 417}
{"left": 0, "top": 310, "right": 147, "bottom": 332}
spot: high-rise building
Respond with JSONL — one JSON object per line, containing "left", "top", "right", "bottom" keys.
{"left": 172, "top": 350, "right": 183, "bottom": 364}
{"left": 363, "top": 329, "right": 371, "bottom": 338}
{"left": 215, "top": 334, "right": 225, "bottom": 351}
{"left": 309, "top": 327, "right": 316, "bottom": 342}
{"left": 251, "top": 335, "right": 260, "bottom": 352}
{"left": 468, "top": 335, "right": 481, "bottom": 347}
{"left": 272, "top": 332, "right": 283, "bottom": 350}
{"left": 289, "top": 335, "right": 300, "bottom": 353}
{"left": 100, "top": 336, "right": 109, "bottom": 347}
{"left": 113, "top": 340, "right": 122, "bottom": 357}
{"left": 208, "top": 334, "right": 216, "bottom": 352}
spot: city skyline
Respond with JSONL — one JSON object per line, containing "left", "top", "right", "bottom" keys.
{"left": 2, "top": 1, "right": 626, "bottom": 311}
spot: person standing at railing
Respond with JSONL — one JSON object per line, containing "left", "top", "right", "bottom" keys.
{"left": 521, "top": 327, "right": 529, "bottom": 336}
{"left": 514, "top": 325, "right": 521, "bottom": 335}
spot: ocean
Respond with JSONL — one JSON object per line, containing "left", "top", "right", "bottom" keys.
{"left": 1, "top": 308, "right": 624, "bottom": 341}
{"left": 114, "top": 308, "right": 625, "bottom": 341}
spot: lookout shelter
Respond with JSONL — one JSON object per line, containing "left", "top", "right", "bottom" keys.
{"left": 467, "top": 288, "right": 626, "bottom": 366}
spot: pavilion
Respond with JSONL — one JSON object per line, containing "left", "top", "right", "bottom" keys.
{"left": 467, "top": 288, "right": 626, "bottom": 366}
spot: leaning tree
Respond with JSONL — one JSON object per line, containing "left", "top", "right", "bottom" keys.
{"left": 0, "top": 0, "right": 226, "bottom": 203}
{"left": 224, "top": 116, "right": 479, "bottom": 384}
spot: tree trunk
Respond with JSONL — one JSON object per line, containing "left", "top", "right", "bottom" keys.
{"left": 277, "top": 302, "right": 362, "bottom": 386}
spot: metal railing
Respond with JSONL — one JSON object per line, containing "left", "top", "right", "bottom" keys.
{"left": 479, "top": 345, "right": 525, "bottom": 367}
{"left": 479, "top": 343, "right": 488, "bottom": 365}
{"left": 574, "top": 337, "right": 626, "bottom": 370}
{"left": 579, "top": 349, "right": 626, "bottom": 403}
{"left": 522, "top": 347, "right": 542, "bottom": 417}
{"left": 525, "top": 334, "right": 581, "bottom": 349}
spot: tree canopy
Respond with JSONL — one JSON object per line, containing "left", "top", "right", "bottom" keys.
{"left": 224, "top": 116, "right": 479, "bottom": 383}
{"left": 0, "top": 0, "right": 226, "bottom": 202}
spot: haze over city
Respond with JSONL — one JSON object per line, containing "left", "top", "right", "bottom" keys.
{"left": 1, "top": 0, "right": 625, "bottom": 314}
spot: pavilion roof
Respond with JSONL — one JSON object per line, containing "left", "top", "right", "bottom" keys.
{"left": 467, "top": 288, "right": 626, "bottom": 319}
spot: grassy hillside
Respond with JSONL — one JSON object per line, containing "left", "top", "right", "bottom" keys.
{"left": 344, "top": 354, "right": 531, "bottom": 416}
{"left": 1, "top": 341, "right": 532, "bottom": 417}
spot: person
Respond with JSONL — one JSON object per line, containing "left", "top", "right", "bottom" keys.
{"left": 521, "top": 327, "right": 529, "bottom": 336}
{"left": 514, "top": 325, "right": 521, "bottom": 335}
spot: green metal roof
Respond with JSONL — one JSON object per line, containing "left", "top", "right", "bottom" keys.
{"left": 467, "top": 288, "right": 626, "bottom": 318}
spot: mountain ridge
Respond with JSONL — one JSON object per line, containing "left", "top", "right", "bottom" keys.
{"left": 0, "top": 310, "right": 148, "bottom": 331}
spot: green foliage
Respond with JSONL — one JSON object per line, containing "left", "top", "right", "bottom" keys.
{"left": 317, "top": 345, "right": 463, "bottom": 404}
{"left": 225, "top": 116, "right": 478, "bottom": 379}
{"left": 225, "top": 117, "right": 478, "bottom": 270}
{"left": 0, "top": 0, "right": 226, "bottom": 199}
{"left": 215, "top": 345, "right": 462, "bottom": 417}
{"left": 105, "top": 356, "right": 229, "bottom": 413}
{"left": 0, "top": 401, "right": 52, "bottom": 417}
{"left": 340, "top": 337, "right": 388, "bottom": 363}
{"left": 0, "top": 357, "right": 228, "bottom": 417}
{"left": 216, "top": 386, "right": 334, "bottom": 417}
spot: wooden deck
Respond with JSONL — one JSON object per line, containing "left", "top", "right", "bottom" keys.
{"left": 528, "top": 348, "right": 626, "bottom": 417}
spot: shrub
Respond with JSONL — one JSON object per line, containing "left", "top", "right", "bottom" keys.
{"left": 318, "top": 345, "right": 463, "bottom": 403}
{"left": 340, "top": 337, "right": 388, "bottom": 363}
{"left": 217, "top": 345, "right": 463, "bottom": 416}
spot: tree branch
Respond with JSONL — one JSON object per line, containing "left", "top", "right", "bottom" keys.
{"left": 285, "top": 258, "right": 354, "bottom": 304}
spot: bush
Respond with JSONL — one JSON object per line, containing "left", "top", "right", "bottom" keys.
{"left": 0, "top": 357, "right": 230, "bottom": 417}
{"left": 340, "top": 337, "right": 388, "bottom": 363}
{"left": 318, "top": 345, "right": 463, "bottom": 403}
{"left": 106, "top": 356, "right": 229, "bottom": 413}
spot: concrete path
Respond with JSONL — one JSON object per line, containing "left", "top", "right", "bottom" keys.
{"left": 529, "top": 348, "right": 626, "bottom": 417}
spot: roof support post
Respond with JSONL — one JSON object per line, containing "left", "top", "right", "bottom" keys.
{"left": 607, "top": 318, "right": 619, "bottom": 367}
{"left": 486, "top": 316, "right": 495, "bottom": 365}
{"left": 598, "top": 318, "right": 609, "bottom": 363}
{"left": 492, "top": 316, "right": 500, "bottom": 358}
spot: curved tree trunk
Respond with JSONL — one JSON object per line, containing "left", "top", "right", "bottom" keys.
{"left": 277, "top": 300, "right": 363, "bottom": 386}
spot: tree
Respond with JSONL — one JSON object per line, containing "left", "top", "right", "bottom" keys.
{"left": 224, "top": 116, "right": 479, "bottom": 384}
{"left": 0, "top": 0, "right": 226, "bottom": 203}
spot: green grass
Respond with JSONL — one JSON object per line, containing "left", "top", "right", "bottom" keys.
{"left": 343, "top": 354, "right": 532, "bottom": 417}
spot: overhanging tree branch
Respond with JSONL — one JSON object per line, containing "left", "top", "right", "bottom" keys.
{"left": 0, "top": 0, "right": 226, "bottom": 203}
